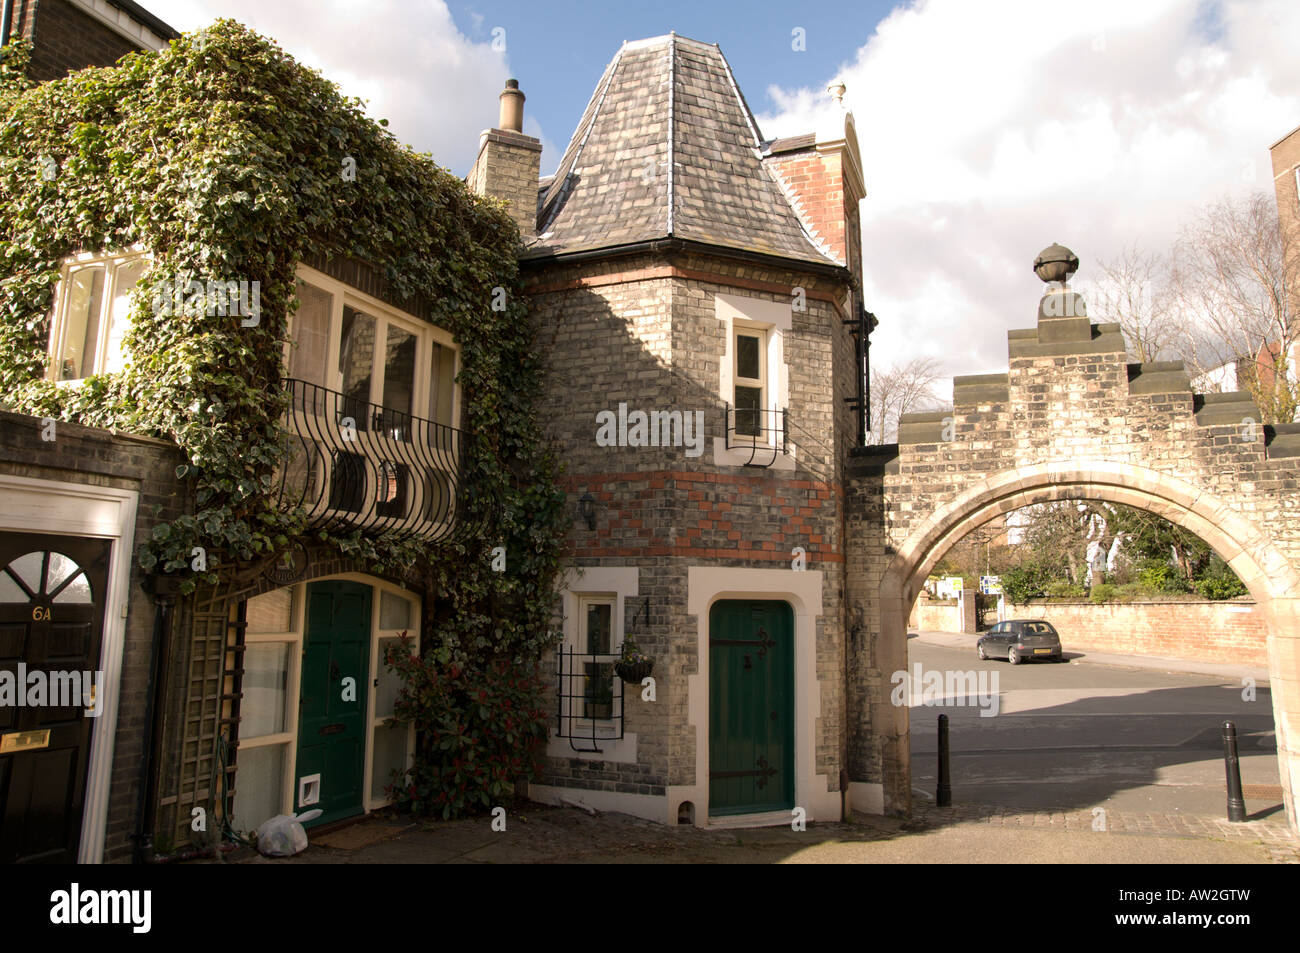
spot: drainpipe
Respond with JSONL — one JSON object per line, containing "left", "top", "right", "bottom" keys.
{"left": 133, "top": 575, "right": 179, "bottom": 863}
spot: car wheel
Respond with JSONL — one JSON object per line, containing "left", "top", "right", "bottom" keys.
{"left": 978, "top": 644, "right": 987, "bottom": 660}
{"left": 1007, "top": 647, "right": 1021, "bottom": 665}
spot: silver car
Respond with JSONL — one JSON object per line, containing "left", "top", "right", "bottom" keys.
{"left": 977, "top": 620, "right": 1062, "bottom": 664}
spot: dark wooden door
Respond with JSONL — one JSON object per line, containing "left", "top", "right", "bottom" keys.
{"left": 295, "top": 581, "right": 371, "bottom": 826}
{"left": 0, "top": 534, "right": 111, "bottom": 863}
{"left": 709, "top": 600, "right": 794, "bottom": 816}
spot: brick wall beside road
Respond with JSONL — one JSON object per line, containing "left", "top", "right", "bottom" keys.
{"left": 1003, "top": 600, "right": 1265, "bottom": 666}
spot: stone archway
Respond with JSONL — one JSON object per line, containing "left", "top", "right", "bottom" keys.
{"left": 878, "top": 463, "right": 1298, "bottom": 830}
{"left": 844, "top": 247, "right": 1300, "bottom": 833}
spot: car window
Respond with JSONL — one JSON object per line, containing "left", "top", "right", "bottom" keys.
{"left": 990, "top": 623, "right": 1004, "bottom": 634}
{"left": 1023, "top": 622, "right": 1054, "bottom": 635}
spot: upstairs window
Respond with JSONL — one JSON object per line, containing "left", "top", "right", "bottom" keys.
{"left": 733, "top": 328, "right": 767, "bottom": 438}
{"left": 287, "top": 266, "right": 459, "bottom": 429}
{"left": 47, "top": 252, "right": 147, "bottom": 382}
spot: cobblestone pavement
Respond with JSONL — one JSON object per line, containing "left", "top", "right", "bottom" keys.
{"left": 908, "top": 802, "right": 1300, "bottom": 864}
{"left": 211, "top": 799, "right": 1298, "bottom": 864}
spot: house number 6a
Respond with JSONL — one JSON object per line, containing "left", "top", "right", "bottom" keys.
{"left": 32, "top": 606, "right": 51, "bottom": 622}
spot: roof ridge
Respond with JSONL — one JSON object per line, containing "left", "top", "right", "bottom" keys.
{"left": 666, "top": 33, "right": 676, "bottom": 236}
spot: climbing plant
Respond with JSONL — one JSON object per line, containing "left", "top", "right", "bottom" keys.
{"left": 0, "top": 19, "right": 566, "bottom": 731}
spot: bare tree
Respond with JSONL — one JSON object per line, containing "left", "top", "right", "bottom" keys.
{"left": 1090, "top": 243, "right": 1188, "bottom": 364}
{"left": 868, "top": 356, "right": 945, "bottom": 444}
{"left": 1171, "top": 191, "right": 1300, "bottom": 423}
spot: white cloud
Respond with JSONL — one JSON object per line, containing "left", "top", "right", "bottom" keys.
{"left": 758, "top": 0, "right": 1300, "bottom": 386}
{"left": 142, "top": 0, "right": 559, "bottom": 173}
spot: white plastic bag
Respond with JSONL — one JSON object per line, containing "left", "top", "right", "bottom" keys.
{"left": 254, "top": 809, "right": 322, "bottom": 857}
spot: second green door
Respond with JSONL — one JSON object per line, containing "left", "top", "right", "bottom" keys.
{"left": 295, "top": 581, "right": 371, "bottom": 826}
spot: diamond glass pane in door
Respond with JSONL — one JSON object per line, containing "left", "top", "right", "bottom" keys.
{"left": 7, "top": 552, "right": 44, "bottom": 592}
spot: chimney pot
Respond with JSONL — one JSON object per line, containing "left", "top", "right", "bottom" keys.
{"left": 499, "top": 79, "right": 525, "bottom": 132}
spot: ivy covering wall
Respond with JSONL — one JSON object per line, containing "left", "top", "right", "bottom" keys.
{"left": 0, "top": 22, "right": 567, "bottom": 817}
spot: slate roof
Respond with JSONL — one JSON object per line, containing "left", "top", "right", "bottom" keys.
{"left": 523, "top": 34, "right": 836, "bottom": 268}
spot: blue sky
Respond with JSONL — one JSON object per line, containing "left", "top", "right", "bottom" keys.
{"left": 141, "top": 1, "right": 1300, "bottom": 388}
{"left": 442, "top": 0, "right": 898, "bottom": 162}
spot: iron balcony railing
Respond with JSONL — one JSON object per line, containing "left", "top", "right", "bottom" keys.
{"left": 723, "top": 403, "right": 788, "bottom": 467}
{"left": 274, "top": 378, "right": 462, "bottom": 541}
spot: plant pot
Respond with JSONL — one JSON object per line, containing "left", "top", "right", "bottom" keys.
{"left": 614, "top": 658, "right": 654, "bottom": 684}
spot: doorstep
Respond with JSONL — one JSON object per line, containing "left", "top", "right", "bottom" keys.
{"left": 707, "top": 810, "right": 793, "bottom": 830}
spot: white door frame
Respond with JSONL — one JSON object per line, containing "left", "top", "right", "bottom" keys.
{"left": 0, "top": 473, "right": 139, "bottom": 864}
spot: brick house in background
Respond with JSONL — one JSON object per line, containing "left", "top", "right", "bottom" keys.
{"left": 0, "top": 0, "right": 177, "bottom": 81}
{"left": 469, "top": 34, "right": 875, "bottom": 824}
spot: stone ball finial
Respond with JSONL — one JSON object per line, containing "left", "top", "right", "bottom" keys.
{"left": 1033, "top": 243, "right": 1079, "bottom": 284}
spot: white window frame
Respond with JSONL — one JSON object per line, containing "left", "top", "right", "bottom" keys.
{"left": 566, "top": 594, "right": 619, "bottom": 735}
{"left": 287, "top": 264, "right": 460, "bottom": 429}
{"left": 732, "top": 325, "right": 768, "bottom": 443}
{"left": 45, "top": 248, "right": 149, "bottom": 384}
{"left": 713, "top": 293, "right": 797, "bottom": 469}
{"left": 230, "top": 575, "right": 420, "bottom": 830}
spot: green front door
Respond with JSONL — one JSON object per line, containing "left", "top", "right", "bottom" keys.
{"left": 295, "top": 581, "right": 371, "bottom": 826}
{"left": 709, "top": 600, "right": 794, "bottom": 816}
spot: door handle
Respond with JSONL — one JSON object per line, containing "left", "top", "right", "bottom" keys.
{"left": 743, "top": 654, "right": 752, "bottom": 670}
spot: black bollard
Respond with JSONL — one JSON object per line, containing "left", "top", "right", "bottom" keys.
{"left": 1222, "top": 721, "right": 1247, "bottom": 822}
{"left": 937, "top": 713, "right": 952, "bottom": 807}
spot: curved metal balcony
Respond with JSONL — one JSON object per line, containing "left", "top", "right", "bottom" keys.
{"left": 723, "top": 403, "right": 788, "bottom": 467}
{"left": 274, "top": 378, "right": 462, "bottom": 541}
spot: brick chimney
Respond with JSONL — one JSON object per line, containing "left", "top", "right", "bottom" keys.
{"left": 763, "top": 81, "right": 866, "bottom": 274}
{"left": 467, "top": 79, "right": 542, "bottom": 239}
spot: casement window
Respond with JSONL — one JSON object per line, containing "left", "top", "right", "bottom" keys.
{"left": 713, "top": 294, "right": 794, "bottom": 469}
{"left": 46, "top": 251, "right": 148, "bottom": 382}
{"left": 555, "top": 594, "right": 619, "bottom": 736}
{"left": 287, "top": 266, "right": 459, "bottom": 430}
{"left": 283, "top": 266, "right": 461, "bottom": 530}
{"left": 733, "top": 326, "right": 767, "bottom": 439}
{"left": 579, "top": 597, "right": 616, "bottom": 721}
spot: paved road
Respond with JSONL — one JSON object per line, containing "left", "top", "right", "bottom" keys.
{"left": 906, "top": 634, "right": 1282, "bottom": 818}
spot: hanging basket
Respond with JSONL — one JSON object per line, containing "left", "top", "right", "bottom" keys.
{"left": 614, "top": 657, "right": 654, "bottom": 684}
